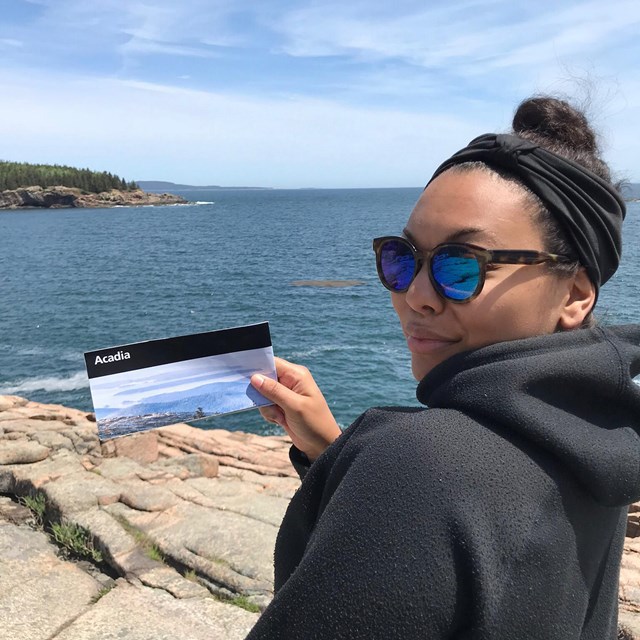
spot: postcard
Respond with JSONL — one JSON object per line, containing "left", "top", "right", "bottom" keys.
{"left": 84, "top": 322, "right": 276, "bottom": 441}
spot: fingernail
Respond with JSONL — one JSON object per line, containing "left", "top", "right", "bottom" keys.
{"left": 252, "top": 374, "right": 265, "bottom": 388}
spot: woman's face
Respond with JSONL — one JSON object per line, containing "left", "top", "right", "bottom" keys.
{"left": 392, "top": 168, "right": 576, "bottom": 380}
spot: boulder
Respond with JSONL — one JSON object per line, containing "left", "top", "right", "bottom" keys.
{"left": 101, "top": 431, "right": 158, "bottom": 464}
{"left": 0, "top": 441, "right": 49, "bottom": 465}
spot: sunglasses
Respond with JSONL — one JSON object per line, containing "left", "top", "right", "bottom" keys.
{"left": 373, "top": 236, "right": 572, "bottom": 303}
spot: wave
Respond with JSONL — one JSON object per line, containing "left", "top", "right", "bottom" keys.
{"left": 0, "top": 371, "right": 88, "bottom": 395}
{"left": 112, "top": 202, "right": 196, "bottom": 208}
{"left": 60, "top": 351, "right": 84, "bottom": 362}
{"left": 16, "top": 346, "right": 49, "bottom": 356}
{"left": 287, "top": 343, "right": 404, "bottom": 359}
{"left": 195, "top": 201, "right": 215, "bottom": 205}
{"left": 0, "top": 344, "right": 47, "bottom": 355}
{"left": 0, "top": 344, "right": 83, "bottom": 361}
{"left": 288, "top": 344, "right": 367, "bottom": 359}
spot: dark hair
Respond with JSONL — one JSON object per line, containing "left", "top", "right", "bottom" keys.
{"left": 449, "top": 96, "right": 619, "bottom": 329}
{"left": 511, "top": 96, "right": 620, "bottom": 328}
{"left": 512, "top": 97, "right": 612, "bottom": 181}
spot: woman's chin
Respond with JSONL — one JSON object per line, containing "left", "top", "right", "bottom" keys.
{"left": 411, "top": 357, "right": 435, "bottom": 381}
{"left": 410, "top": 350, "right": 455, "bottom": 381}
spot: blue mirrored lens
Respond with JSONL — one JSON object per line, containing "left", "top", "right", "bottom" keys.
{"left": 432, "top": 248, "right": 480, "bottom": 300}
{"left": 379, "top": 239, "right": 415, "bottom": 291}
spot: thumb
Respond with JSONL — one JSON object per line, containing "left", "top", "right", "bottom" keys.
{"left": 251, "top": 374, "right": 299, "bottom": 408}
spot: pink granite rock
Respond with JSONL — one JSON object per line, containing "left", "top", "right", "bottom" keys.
{"left": 102, "top": 431, "right": 159, "bottom": 464}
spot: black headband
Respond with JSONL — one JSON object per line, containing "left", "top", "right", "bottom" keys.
{"left": 427, "top": 133, "right": 626, "bottom": 290}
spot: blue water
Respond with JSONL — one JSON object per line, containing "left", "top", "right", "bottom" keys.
{"left": 1, "top": 190, "right": 639, "bottom": 435}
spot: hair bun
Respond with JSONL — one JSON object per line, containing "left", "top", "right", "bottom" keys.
{"left": 513, "top": 97, "right": 598, "bottom": 155}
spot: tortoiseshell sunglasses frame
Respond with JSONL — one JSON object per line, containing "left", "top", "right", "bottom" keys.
{"left": 372, "top": 236, "right": 573, "bottom": 303}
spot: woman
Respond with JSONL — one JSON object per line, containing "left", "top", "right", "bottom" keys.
{"left": 246, "top": 97, "right": 640, "bottom": 639}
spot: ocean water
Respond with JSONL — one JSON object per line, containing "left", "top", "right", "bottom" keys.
{"left": 1, "top": 190, "right": 639, "bottom": 435}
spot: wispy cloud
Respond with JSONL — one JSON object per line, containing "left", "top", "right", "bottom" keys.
{"left": 0, "top": 38, "right": 24, "bottom": 48}
{"left": 5, "top": 0, "right": 244, "bottom": 67}
{"left": 275, "top": 0, "right": 640, "bottom": 68}
{"left": 5, "top": 1, "right": 640, "bottom": 99}
{"left": 0, "top": 68, "right": 487, "bottom": 187}
{"left": 117, "top": 1, "right": 242, "bottom": 60}
{"left": 0, "top": 0, "right": 637, "bottom": 185}
{"left": 120, "top": 39, "right": 220, "bottom": 58}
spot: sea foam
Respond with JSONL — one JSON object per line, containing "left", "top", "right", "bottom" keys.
{"left": 0, "top": 371, "right": 89, "bottom": 395}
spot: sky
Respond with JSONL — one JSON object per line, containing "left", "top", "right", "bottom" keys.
{"left": 0, "top": 0, "right": 639, "bottom": 188}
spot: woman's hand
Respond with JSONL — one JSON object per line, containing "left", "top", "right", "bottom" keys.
{"left": 251, "top": 357, "right": 341, "bottom": 462}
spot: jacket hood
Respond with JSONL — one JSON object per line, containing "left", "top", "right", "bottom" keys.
{"left": 417, "top": 325, "right": 640, "bottom": 507}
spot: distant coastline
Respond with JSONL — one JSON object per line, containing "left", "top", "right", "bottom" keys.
{"left": 622, "top": 183, "right": 640, "bottom": 202}
{"left": 0, "top": 186, "right": 188, "bottom": 210}
{"left": 137, "top": 180, "right": 272, "bottom": 192}
{"left": 2, "top": 181, "right": 637, "bottom": 209}
{"left": 141, "top": 180, "right": 640, "bottom": 201}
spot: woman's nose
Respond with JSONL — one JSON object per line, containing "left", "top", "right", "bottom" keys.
{"left": 404, "top": 262, "right": 445, "bottom": 315}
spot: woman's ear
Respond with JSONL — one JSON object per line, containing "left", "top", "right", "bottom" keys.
{"left": 557, "top": 268, "right": 596, "bottom": 330}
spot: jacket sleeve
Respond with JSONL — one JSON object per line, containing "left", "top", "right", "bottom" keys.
{"left": 245, "top": 410, "right": 469, "bottom": 640}
{"left": 288, "top": 445, "right": 312, "bottom": 480}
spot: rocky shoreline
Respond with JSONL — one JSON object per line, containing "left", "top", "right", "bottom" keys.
{"left": 0, "top": 186, "right": 188, "bottom": 209}
{"left": 1, "top": 394, "right": 640, "bottom": 639}
{"left": 0, "top": 395, "right": 298, "bottom": 639}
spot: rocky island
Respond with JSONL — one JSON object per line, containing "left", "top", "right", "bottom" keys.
{"left": 0, "top": 186, "right": 188, "bottom": 210}
{"left": 0, "top": 160, "right": 189, "bottom": 210}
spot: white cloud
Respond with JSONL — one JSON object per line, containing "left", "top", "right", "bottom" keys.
{"left": 274, "top": 0, "right": 640, "bottom": 77}
{"left": 120, "top": 39, "right": 219, "bottom": 58}
{"left": 0, "top": 69, "right": 489, "bottom": 187}
{"left": 486, "top": 4, "right": 640, "bottom": 71}
{"left": 12, "top": 0, "right": 244, "bottom": 63}
{"left": 0, "top": 39, "right": 24, "bottom": 48}
{"left": 1, "top": 1, "right": 637, "bottom": 186}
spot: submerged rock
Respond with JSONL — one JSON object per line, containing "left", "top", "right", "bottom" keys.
{"left": 290, "top": 279, "right": 366, "bottom": 287}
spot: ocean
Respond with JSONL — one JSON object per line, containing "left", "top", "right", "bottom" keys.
{"left": 1, "top": 189, "right": 638, "bottom": 435}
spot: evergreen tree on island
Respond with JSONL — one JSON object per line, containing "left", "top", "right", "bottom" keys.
{"left": 0, "top": 160, "right": 139, "bottom": 193}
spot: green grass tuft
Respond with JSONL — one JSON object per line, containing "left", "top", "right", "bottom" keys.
{"left": 90, "top": 584, "right": 115, "bottom": 604}
{"left": 19, "top": 492, "right": 46, "bottom": 526}
{"left": 146, "top": 544, "right": 165, "bottom": 562}
{"left": 51, "top": 520, "right": 103, "bottom": 563}
{"left": 115, "top": 515, "right": 165, "bottom": 563}
{"left": 229, "top": 595, "right": 261, "bottom": 613}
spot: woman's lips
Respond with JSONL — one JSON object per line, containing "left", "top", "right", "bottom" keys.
{"left": 405, "top": 332, "right": 458, "bottom": 354}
